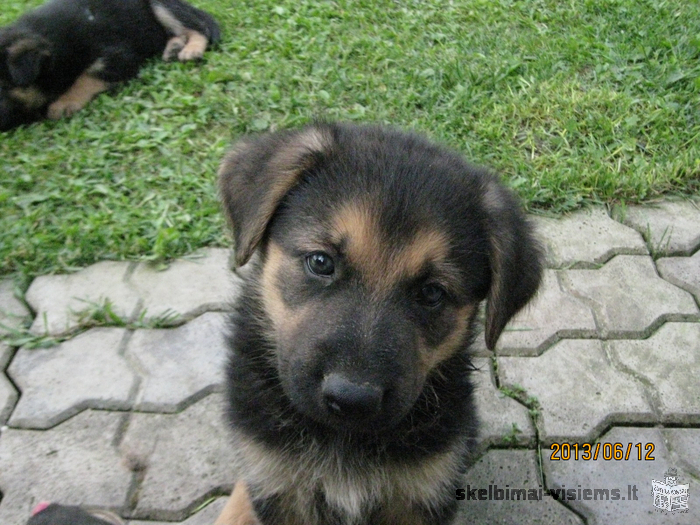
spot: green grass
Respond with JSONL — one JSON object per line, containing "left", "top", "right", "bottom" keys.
{"left": 2, "top": 0, "right": 699, "bottom": 277}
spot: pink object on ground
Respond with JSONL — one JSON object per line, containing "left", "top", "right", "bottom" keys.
{"left": 31, "top": 502, "right": 51, "bottom": 516}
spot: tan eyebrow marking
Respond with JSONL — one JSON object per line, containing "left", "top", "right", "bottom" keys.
{"left": 330, "top": 201, "right": 452, "bottom": 293}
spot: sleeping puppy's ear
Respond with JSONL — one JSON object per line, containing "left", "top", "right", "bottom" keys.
{"left": 6, "top": 37, "right": 51, "bottom": 86}
{"left": 482, "top": 178, "right": 543, "bottom": 350}
{"left": 218, "top": 124, "right": 334, "bottom": 267}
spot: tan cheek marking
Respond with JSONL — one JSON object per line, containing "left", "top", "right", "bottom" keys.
{"left": 259, "top": 242, "right": 309, "bottom": 339}
{"left": 9, "top": 86, "right": 47, "bottom": 109}
{"left": 7, "top": 38, "right": 50, "bottom": 64}
{"left": 419, "top": 304, "right": 476, "bottom": 373}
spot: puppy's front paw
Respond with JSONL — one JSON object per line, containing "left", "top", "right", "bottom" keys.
{"left": 47, "top": 99, "right": 83, "bottom": 120}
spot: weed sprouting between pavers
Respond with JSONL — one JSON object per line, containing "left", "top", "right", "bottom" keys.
{"left": 1, "top": 298, "right": 183, "bottom": 349}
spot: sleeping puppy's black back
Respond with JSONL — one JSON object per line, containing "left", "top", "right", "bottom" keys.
{"left": 6, "top": 0, "right": 167, "bottom": 93}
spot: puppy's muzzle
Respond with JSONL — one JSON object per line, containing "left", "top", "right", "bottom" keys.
{"left": 322, "top": 373, "right": 384, "bottom": 420}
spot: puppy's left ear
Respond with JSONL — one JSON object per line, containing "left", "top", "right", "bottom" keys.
{"left": 482, "top": 178, "right": 543, "bottom": 350}
{"left": 7, "top": 38, "right": 51, "bottom": 86}
{"left": 218, "top": 124, "right": 334, "bottom": 267}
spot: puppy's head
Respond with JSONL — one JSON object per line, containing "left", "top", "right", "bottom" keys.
{"left": 0, "top": 29, "right": 52, "bottom": 130}
{"left": 220, "top": 123, "right": 542, "bottom": 431}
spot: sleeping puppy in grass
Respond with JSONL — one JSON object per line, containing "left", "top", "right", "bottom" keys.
{"left": 215, "top": 122, "right": 543, "bottom": 525}
{"left": 0, "top": 0, "right": 219, "bottom": 131}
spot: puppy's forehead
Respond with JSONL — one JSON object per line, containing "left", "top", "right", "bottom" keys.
{"left": 328, "top": 199, "right": 450, "bottom": 289}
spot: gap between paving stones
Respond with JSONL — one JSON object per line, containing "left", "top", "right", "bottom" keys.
{"left": 116, "top": 394, "right": 237, "bottom": 521}
{"left": 0, "top": 342, "right": 19, "bottom": 432}
{"left": 489, "top": 356, "right": 550, "bottom": 493}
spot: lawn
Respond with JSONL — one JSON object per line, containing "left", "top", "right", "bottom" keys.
{"left": 1, "top": 0, "right": 699, "bottom": 277}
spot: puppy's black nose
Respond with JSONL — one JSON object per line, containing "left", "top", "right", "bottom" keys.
{"left": 322, "top": 374, "right": 384, "bottom": 419}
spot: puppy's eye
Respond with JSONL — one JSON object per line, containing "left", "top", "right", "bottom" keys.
{"left": 306, "top": 252, "right": 335, "bottom": 277}
{"left": 417, "top": 283, "right": 446, "bottom": 307}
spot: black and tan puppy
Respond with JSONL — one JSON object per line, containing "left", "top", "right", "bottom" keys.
{"left": 0, "top": 0, "right": 219, "bottom": 131}
{"left": 216, "top": 122, "right": 543, "bottom": 525}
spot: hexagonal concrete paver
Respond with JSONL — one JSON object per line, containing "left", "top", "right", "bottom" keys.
{"left": 499, "top": 340, "right": 653, "bottom": 443}
{"left": 544, "top": 426, "right": 697, "bottom": 525}
{"left": 664, "top": 428, "right": 700, "bottom": 479}
{"left": 25, "top": 261, "right": 138, "bottom": 336}
{"left": 657, "top": 251, "right": 700, "bottom": 303}
{"left": 7, "top": 328, "right": 137, "bottom": 429}
{"left": 0, "top": 278, "right": 30, "bottom": 336}
{"left": 472, "top": 358, "right": 534, "bottom": 451}
{"left": 535, "top": 208, "right": 647, "bottom": 269}
{"left": 128, "top": 498, "right": 228, "bottom": 525}
{"left": 608, "top": 323, "right": 700, "bottom": 423}
{"left": 457, "top": 449, "right": 584, "bottom": 524}
{"left": 496, "top": 270, "right": 597, "bottom": 356}
{"left": 127, "top": 312, "right": 229, "bottom": 412}
{"left": 119, "top": 394, "right": 238, "bottom": 521}
{"left": 562, "top": 255, "right": 698, "bottom": 338}
{"left": 616, "top": 199, "right": 700, "bottom": 255}
{"left": 0, "top": 410, "right": 133, "bottom": 525}
{"left": 128, "top": 249, "right": 237, "bottom": 323}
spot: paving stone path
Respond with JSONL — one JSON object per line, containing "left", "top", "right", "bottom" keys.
{"left": 0, "top": 200, "right": 698, "bottom": 525}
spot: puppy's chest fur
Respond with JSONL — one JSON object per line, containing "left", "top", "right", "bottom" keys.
{"left": 232, "top": 428, "right": 466, "bottom": 525}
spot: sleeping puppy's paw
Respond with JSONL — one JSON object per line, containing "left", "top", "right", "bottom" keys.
{"left": 47, "top": 98, "right": 84, "bottom": 120}
{"left": 163, "top": 36, "right": 186, "bottom": 61}
{"left": 177, "top": 32, "right": 208, "bottom": 61}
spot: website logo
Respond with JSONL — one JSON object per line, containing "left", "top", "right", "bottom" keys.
{"left": 651, "top": 468, "right": 689, "bottom": 515}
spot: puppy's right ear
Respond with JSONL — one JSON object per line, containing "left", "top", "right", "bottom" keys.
{"left": 7, "top": 37, "right": 51, "bottom": 86}
{"left": 219, "top": 125, "right": 334, "bottom": 267}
